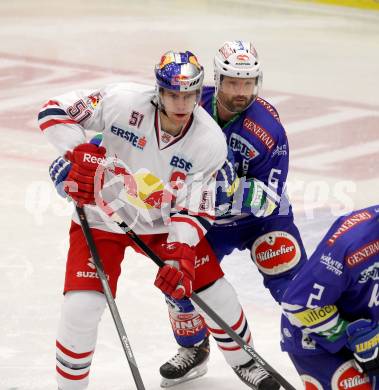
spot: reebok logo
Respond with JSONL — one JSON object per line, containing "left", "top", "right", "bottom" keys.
{"left": 83, "top": 153, "right": 105, "bottom": 164}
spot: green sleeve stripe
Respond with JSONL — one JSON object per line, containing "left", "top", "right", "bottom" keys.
{"left": 243, "top": 181, "right": 255, "bottom": 207}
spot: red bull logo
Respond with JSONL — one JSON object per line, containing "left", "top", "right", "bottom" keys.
{"left": 172, "top": 74, "right": 190, "bottom": 87}
{"left": 86, "top": 92, "right": 102, "bottom": 109}
{"left": 109, "top": 167, "right": 174, "bottom": 209}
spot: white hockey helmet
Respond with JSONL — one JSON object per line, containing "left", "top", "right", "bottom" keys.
{"left": 214, "top": 40, "right": 262, "bottom": 102}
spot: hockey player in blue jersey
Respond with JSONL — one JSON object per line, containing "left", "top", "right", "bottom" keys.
{"left": 281, "top": 205, "right": 379, "bottom": 389}
{"left": 47, "top": 41, "right": 304, "bottom": 390}
{"left": 158, "top": 40, "right": 307, "bottom": 389}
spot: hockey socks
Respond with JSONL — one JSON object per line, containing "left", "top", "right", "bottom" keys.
{"left": 195, "top": 277, "right": 253, "bottom": 367}
{"left": 56, "top": 291, "right": 106, "bottom": 390}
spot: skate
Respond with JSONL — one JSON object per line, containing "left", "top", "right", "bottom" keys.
{"left": 159, "top": 336, "right": 210, "bottom": 388}
{"left": 233, "top": 359, "right": 280, "bottom": 389}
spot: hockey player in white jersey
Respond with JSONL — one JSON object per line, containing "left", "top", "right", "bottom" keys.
{"left": 42, "top": 51, "right": 274, "bottom": 389}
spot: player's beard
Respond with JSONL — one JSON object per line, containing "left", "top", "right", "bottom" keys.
{"left": 217, "top": 92, "right": 254, "bottom": 114}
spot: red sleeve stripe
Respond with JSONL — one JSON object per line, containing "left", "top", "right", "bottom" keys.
{"left": 197, "top": 213, "right": 215, "bottom": 220}
{"left": 170, "top": 216, "right": 205, "bottom": 240}
{"left": 218, "top": 332, "right": 251, "bottom": 351}
{"left": 56, "top": 340, "right": 93, "bottom": 359}
{"left": 40, "top": 118, "right": 78, "bottom": 131}
{"left": 207, "top": 310, "right": 244, "bottom": 334}
{"left": 43, "top": 100, "right": 60, "bottom": 108}
{"left": 56, "top": 365, "right": 90, "bottom": 381}
{"left": 182, "top": 213, "right": 212, "bottom": 232}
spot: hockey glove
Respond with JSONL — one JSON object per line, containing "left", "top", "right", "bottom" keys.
{"left": 215, "top": 150, "right": 239, "bottom": 218}
{"left": 49, "top": 156, "right": 72, "bottom": 198}
{"left": 154, "top": 242, "right": 196, "bottom": 299}
{"left": 346, "top": 319, "right": 379, "bottom": 375}
{"left": 49, "top": 135, "right": 104, "bottom": 200}
{"left": 64, "top": 143, "right": 106, "bottom": 206}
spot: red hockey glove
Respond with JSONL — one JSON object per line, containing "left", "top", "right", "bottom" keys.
{"left": 154, "top": 242, "right": 196, "bottom": 299}
{"left": 64, "top": 143, "right": 106, "bottom": 205}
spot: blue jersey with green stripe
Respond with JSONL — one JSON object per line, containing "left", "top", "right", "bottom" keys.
{"left": 201, "top": 86, "right": 292, "bottom": 221}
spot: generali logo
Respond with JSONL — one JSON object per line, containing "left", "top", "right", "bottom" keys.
{"left": 327, "top": 211, "right": 373, "bottom": 246}
{"left": 243, "top": 118, "right": 275, "bottom": 151}
{"left": 346, "top": 240, "right": 379, "bottom": 268}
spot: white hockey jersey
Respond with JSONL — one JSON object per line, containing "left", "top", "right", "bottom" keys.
{"left": 39, "top": 83, "right": 227, "bottom": 247}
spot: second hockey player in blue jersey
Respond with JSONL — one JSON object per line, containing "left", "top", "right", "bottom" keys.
{"left": 159, "top": 40, "right": 307, "bottom": 389}
{"left": 281, "top": 205, "right": 379, "bottom": 389}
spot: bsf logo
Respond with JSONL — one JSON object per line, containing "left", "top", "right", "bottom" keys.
{"left": 331, "top": 361, "right": 371, "bottom": 389}
{"left": 170, "top": 155, "right": 192, "bottom": 173}
{"left": 251, "top": 231, "right": 301, "bottom": 275}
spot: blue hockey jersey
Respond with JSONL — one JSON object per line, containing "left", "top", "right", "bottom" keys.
{"left": 281, "top": 205, "right": 379, "bottom": 355}
{"left": 201, "top": 86, "right": 292, "bottom": 222}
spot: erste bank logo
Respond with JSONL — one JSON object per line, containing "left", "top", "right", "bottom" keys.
{"left": 111, "top": 125, "right": 147, "bottom": 150}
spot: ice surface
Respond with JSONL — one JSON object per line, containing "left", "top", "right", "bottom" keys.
{"left": 0, "top": 1, "right": 378, "bottom": 388}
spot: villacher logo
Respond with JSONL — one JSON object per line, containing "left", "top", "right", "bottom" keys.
{"left": 332, "top": 361, "right": 371, "bottom": 390}
{"left": 252, "top": 231, "right": 301, "bottom": 275}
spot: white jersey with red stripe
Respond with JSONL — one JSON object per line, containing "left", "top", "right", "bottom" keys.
{"left": 39, "top": 83, "right": 227, "bottom": 246}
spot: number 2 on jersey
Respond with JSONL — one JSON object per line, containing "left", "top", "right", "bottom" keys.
{"left": 306, "top": 283, "right": 325, "bottom": 309}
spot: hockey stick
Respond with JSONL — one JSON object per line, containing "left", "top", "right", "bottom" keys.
{"left": 110, "top": 212, "right": 296, "bottom": 390}
{"left": 76, "top": 206, "right": 146, "bottom": 390}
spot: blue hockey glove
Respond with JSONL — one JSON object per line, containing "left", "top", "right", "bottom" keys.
{"left": 215, "top": 150, "right": 239, "bottom": 217}
{"left": 346, "top": 319, "right": 379, "bottom": 375}
{"left": 49, "top": 156, "right": 71, "bottom": 198}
